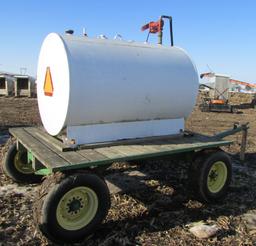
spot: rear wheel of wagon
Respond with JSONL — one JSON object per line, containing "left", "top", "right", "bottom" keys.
{"left": 35, "top": 172, "right": 110, "bottom": 244}
{"left": 2, "top": 142, "right": 42, "bottom": 183}
{"left": 189, "top": 151, "right": 232, "bottom": 203}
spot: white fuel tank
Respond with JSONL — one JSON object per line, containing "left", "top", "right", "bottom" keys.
{"left": 37, "top": 33, "right": 198, "bottom": 136}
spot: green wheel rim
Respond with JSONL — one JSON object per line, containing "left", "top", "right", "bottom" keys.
{"left": 207, "top": 161, "right": 228, "bottom": 193}
{"left": 14, "top": 151, "right": 34, "bottom": 174}
{"left": 56, "top": 186, "right": 99, "bottom": 231}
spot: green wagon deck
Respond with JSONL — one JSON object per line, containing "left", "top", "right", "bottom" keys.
{"left": 9, "top": 127, "right": 234, "bottom": 173}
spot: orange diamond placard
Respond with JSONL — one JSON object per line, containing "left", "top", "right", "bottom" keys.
{"left": 44, "top": 67, "right": 54, "bottom": 96}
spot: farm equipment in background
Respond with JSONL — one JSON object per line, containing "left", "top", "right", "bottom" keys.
{"left": 199, "top": 83, "right": 237, "bottom": 113}
{"left": 199, "top": 84, "right": 237, "bottom": 113}
{"left": 200, "top": 72, "right": 256, "bottom": 113}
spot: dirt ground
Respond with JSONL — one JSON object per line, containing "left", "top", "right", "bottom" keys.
{"left": 0, "top": 96, "right": 256, "bottom": 245}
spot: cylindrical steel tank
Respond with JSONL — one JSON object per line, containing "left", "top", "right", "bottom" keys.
{"left": 37, "top": 33, "right": 198, "bottom": 136}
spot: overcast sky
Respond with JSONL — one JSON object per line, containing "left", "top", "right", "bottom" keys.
{"left": 0, "top": 0, "right": 255, "bottom": 82}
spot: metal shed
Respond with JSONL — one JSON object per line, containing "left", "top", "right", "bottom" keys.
{"left": 207, "top": 73, "right": 230, "bottom": 100}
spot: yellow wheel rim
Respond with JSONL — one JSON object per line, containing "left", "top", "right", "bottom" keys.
{"left": 56, "top": 186, "right": 99, "bottom": 231}
{"left": 207, "top": 161, "right": 227, "bottom": 193}
{"left": 14, "top": 152, "right": 34, "bottom": 174}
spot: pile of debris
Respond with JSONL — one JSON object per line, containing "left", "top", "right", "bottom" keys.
{"left": 228, "top": 92, "right": 255, "bottom": 105}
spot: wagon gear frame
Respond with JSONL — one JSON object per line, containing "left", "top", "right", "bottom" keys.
{"left": 8, "top": 124, "right": 247, "bottom": 175}
{"left": 2, "top": 123, "right": 248, "bottom": 243}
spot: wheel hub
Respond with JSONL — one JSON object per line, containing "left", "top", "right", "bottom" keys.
{"left": 56, "top": 186, "right": 98, "bottom": 231}
{"left": 207, "top": 161, "right": 227, "bottom": 193}
{"left": 14, "top": 151, "right": 34, "bottom": 174}
{"left": 67, "top": 197, "right": 85, "bottom": 213}
{"left": 209, "top": 170, "right": 218, "bottom": 181}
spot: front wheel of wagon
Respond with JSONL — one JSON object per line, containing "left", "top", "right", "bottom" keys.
{"left": 36, "top": 173, "right": 110, "bottom": 244}
{"left": 189, "top": 151, "right": 232, "bottom": 203}
{"left": 2, "top": 142, "right": 42, "bottom": 183}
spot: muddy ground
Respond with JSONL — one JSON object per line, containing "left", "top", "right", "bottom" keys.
{"left": 0, "top": 97, "right": 256, "bottom": 245}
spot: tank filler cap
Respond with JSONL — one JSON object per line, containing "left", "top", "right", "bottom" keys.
{"left": 65, "top": 30, "right": 74, "bottom": 35}
{"left": 114, "top": 34, "right": 123, "bottom": 40}
{"left": 98, "top": 34, "right": 108, "bottom": 39}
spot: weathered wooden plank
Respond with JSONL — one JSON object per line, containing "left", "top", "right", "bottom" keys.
{"left": 152, "top": 143, "right": 200, "bottom": 152}
{"left": 27, "top": 127, "right": 72, "bottom": 152}
{"left": 122, "top": 145, "right": 154, "bottom": 155}
{"left": 96, "top": 147, "right": 125, "bottom": 159}
{"left": 116, "top": 145, "right": 148, "bottom": 155}
{"left": 77, "top": 133, "right": 184, "bottom": 149}
{"left": 138, "top": 144, "right": 162, "bottom": 154}
{"left": 25, "top": 128, "right": 88, "bottom": 165}
{"left": 147, "top": 144, "right": 172, "bottom": 152}
{"left": 78, "top": 149, "right": 108, "bottom": 162}
{"left": 113, "top": 145, "right": 148, "bottom": 156}
{"left": 59, "top": 151, "right": 89, "bottom": 164}
{"left": 10, "top": 128, "right": 69, "bottom": 168}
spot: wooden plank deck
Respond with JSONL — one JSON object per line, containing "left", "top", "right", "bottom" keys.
{"left": 10, "top": 128, "right": 70, "bottom": 169}
{"left": 9, "top": 127, "right": 233, "bottom": 172}
{"left": 28, "top": 127, "right": 72, "bottom": 152}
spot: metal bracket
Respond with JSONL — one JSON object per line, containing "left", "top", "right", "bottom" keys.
{"left": 213, "top": 123, "right": 249, "bottom": 140}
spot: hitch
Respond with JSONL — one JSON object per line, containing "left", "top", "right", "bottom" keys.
{"left": 213, "top": 123, "right": 249, "bottom": 161}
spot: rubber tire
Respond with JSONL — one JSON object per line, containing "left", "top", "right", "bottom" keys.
{"left": 38, "top": 173, "right": 111, "bottom": 244}
{"left": 231, "top": 106, "right": 238, "bottom": 114}
{"left": 189, "top": 151, "right": 232, "bottom": 203}
{"left": 200, "top": 104, "right": 210, "bottom": 112}
{"left": 2, "top": 143, "right": 42, "bottom": 183}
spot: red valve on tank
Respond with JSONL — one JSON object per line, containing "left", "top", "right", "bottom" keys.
{"left": 141, "top": 19, "right": 164, "bottom": 33}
